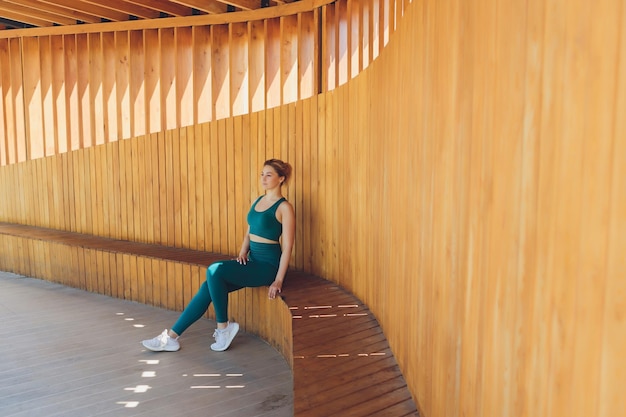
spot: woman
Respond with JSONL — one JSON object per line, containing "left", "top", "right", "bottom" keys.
{"left": 142, "top": 159, "right": 295, "bottom": 352}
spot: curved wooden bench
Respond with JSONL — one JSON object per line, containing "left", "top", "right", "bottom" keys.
{"left": 0, "top": 222, "right": 419, "bottom": 416}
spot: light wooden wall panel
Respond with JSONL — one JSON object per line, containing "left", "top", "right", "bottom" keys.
{"left": 0, "top": 0, "right": 397, "bottom": 166}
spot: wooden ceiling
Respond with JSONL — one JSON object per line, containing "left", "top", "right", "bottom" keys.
{"left": 0, "top": 0, "right": 298, "bottom": 30}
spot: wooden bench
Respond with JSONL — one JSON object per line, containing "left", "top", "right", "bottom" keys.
{"left": 0, "top": 222, "right": 419, "bottom": 416}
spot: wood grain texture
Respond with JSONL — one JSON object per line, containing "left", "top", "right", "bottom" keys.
{"left": 1, "top": 1, "right": 625, "bottom": 416}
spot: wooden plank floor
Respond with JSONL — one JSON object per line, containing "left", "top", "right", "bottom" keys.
{"left": 0, "top": 271, "right": 293, "bottom": 417}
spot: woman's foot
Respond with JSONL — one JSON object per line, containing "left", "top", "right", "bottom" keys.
{"left": 142, "top": 329, "right": 180, "bottom": 352}
{"left": 211, "top": 322, "right": 239, "bottom": 351}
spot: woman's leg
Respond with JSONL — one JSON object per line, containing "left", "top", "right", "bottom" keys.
{"left": 206, "top": 260, "right": 277, "bottom": 324}
{"left": 142, "top": 269, "right": 243, "bottom": 352}
{"left": 171, "top": 281, "right": 211, "bottom": 336}
{"left": 171, "top": 279, "right": 242, "bottom": 336}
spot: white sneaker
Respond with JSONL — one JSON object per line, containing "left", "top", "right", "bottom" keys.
{"left": 142, "top": 329, "right": 180, "bottom": 352}
{"left": 211, "top": 322, "right": 239, "bottom": 351}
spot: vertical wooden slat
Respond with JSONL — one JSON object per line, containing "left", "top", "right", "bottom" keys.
{"left": 40, "top": 36, "right": 56, "bottom": 156}
{"left": 281, "top": 15, "right": 298, "bottom": 105}
{"left": 241, "top": 113, "right": 251, "bottom": 227}
{"left": 212, "top": 25, "right": 230, "bottom": 120}
{"left": 137, "top": 256, "right": 149, "bottom": 305}
{"left": 63, "top": 35, "right": 80, "bottom": 151}
{"left": 103, "top": 142, "right": 114, "bottom": 238}
{"left": 138, "top": 135, "right": 151, "bottom": 243}
{"left": 145, "top": 29, "right": 160, "bottom": 135}
{"left": 102, "top": 32, "right": 118, "bottom": 143}
{"left": 156, "top": 131, "right": 167, "bottom": 245}
{"left": 248, "top": 21, "right": 265, "bottom": 113}
{"left": 307, "top": 94, "right": 318, "bottom": 272}
{"left": 177, "top": 27, "right": 194, "bottom": 128}
{"left": 172, "top": 129, "right": 182, "bottom": 247}
{"left": 102, "top": 251, "right": 112, "bottom": 296}
{"left": 89, "top": 33, "right": 104, "bottom": 146}
{"left": 249, "top": 111, "right": 260, "bottom": 198}
{"left": 266, "top": 18, "right": 281, "bottom": 109}
{"left": 63, "top": 153, "right": 72, "bottom": 230}
{"left": 225, "top": 117, "right": 236, "bottom": 253}
{"left": 77, "top": 34, "right": 90, "bottom": 148}
{"left": 361, "top": 0, "right": 370, "bottom": 70}
{"left": 117, "top": 140, "right": 128, "bottom": 240}
{"left": 209, "top": 121, "right": 220, "bottom": 252}
{"left": 165, "top": 130, "right": 176, "bottom": 247}
{"left": 116, "top": 31, "right": 131, "bottom": 141}
{"left": 84, "top": 148, "right": 96, "bottom": 235}
{"left": 130, "top": 30, "right": 147, "bottom": 137}
{"left": 48, "top": 154, "right": 60, "bottom": 228}
{"left": 336, "top": 0, "right": 348, "bottom": 86}
{"left": 51, "top": 36, "right": 67, "bottom": 154}
{"left": 570, "top": 1, "right": 619, "bottom": 415}
{"left": 73, "top": 148, "right": 86, "bottom": 233}
{"left": 161, "top": 28, "right": 177, "bottom": 130}
{"left": 165, "top": 261, "right": 175, "bottom": 309}
{"left": 128, "top": 254, "right": 138, "bottom": 301}
{"left": 298, "top": 12, "right": 317, "bottom": 99}
{"left": 193, "top": 26, "right": 212, "bottom": 124}
{"left": 22, "top": 37, "right": 45, "bottom": 159}
{"left": 121, "top": 252, "right": 130, "bottom": 300}
{"left": 233, "top": 115, "right": 244, "bottom": 249}
{"left": 347, "top": 0, "right": 359, "bottom": 79}
{"left": 230, "top": 22, "right": 249, "bottom": 117}
{"left": 150, "top": 132, "right": 161, "bottom": 244}
{"left": 371, "top": 0, "right": 381, "bottom": 59}
{"left": 150, "top": 258, "right": 160, "bottom": 308}
{"left": 193, "top": 124, "right": 205, "bottom": 250}
{"left": 321, "top": 5, "right": 336, "bottom": 92}
{"left": 217, "top": 119, "right": 228, "bottom": 253}
{"left": 74, "top": 245, "right": 84, "bottom": 290}
{"left": 186, "top": 126, "right": 197, "bottom": 248}
{"left": 202, "top": 122, "right": 214, "bottom": 250}
{"left": 10, "top": 38, "right": 26, "bottom": 162}
{"left": 293, "top": 101, "right": 303, "bottom": 268}
{"left": 599, "top": 4, "right": 626, "bottom": 416}
{"left": 0, "top": 39, "right": 14, "bottom": 164}
{"left": 179, "top": 127, "right": 190, "bottom": 248}
{"left": 95, "top": 145, "right": 106, "bottom": 237}
{"left": 0, "top": 41, "right": 6, "bottom": 166}
{"left": 131, "top": 135, "right": 141, "bottom": 241}
{"left": 181, "top": 263, "right": 192, "bottom": 313}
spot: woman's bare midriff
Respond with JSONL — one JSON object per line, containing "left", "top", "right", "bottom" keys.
{"left": 250, "top": 234, "right": 279, "bottom": 245}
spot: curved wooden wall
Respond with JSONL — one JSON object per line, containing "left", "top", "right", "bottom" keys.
{"left": 1, "top": 0, "right": 626, "bottom": 417}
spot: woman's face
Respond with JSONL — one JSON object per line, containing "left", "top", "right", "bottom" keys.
{"left": 260, "top": 165, "right": 284, "bottom": 190}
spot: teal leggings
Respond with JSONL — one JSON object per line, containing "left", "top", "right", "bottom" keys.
{"left": 171, "top": 242, "right": 280, "bottom": 335}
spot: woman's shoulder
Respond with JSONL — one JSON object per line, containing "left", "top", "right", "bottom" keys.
{"left": 277, "top": 198, "right": 294, "bottom": 213}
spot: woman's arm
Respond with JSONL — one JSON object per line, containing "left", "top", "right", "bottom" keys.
{"left": 268, "top": 202, "right": 295, "bottom": 299}
{"left": 236, "top": 226, "right": 251, "bottom": 264}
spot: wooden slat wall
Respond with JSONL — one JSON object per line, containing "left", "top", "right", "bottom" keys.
{"left": 1, "top": 1, "right": 625, "bottom": 417}
{"left": 0, "top": 0, "right": 402, "bottom": 166}
{"left": 348, "top": 0, "right": 623, "bottom": 416}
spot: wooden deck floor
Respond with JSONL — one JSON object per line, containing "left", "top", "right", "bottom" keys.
{"left": 0, "top": 271, "right": 293, "bottom": 417}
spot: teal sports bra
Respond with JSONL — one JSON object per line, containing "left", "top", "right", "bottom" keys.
{"left": 247, "top": 196, "right": 286, "bottom": 242}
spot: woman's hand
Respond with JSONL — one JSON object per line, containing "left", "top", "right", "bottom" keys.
{"left": 236, "top": 253, "right": 249, "bottom": 265}
{"left": 268, "top": 281, "right": 282, "bottom": 299}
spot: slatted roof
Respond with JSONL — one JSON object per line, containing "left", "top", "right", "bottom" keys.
{"left": 0, "top": 0, "right": 298, "bottom": 30}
